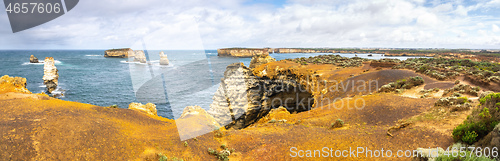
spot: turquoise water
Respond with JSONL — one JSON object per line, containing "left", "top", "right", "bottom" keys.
{"left": 0, "top": 50, "right": 420, "bottom": 119}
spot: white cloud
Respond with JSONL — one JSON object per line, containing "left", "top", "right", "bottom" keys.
{"left": 493, "top": 24, "right": 500, "bottom": 32}
{"left": 0, "top": 0, "right": 500, "bottom": 49}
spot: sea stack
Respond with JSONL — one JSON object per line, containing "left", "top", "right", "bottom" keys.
{"left": 30, "top": 55, "right": 39, "bottom": 63}
{"left": 42, "top": 57, "right": 58, "bottom": 93}
{"left": 159, "top": 51, "right": 169, "bottom": 65}
{"left": 134, "top": 50, "right": 147, "bottom": 63}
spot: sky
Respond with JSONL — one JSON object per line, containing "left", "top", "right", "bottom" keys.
{"left": 0, "top": 0, "right": 499, "bottom": 50}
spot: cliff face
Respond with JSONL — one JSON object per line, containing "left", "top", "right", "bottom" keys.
{"left": 159, "top": 51, "right": 169, "bottom": 65}
{"left": 207, "top": 63, "right": 314, "bottom": 129}
{"left": 249, "top": 54, "right": 275, "bottom": 69}
{"left": 42, "top": 57, "right": 58, "bottom": 93}
{"left": 29, "top": 55, "right": 39, "bottom": 63}
{"left": 217, "top": 48, "right": 269, "bottom": 58}
{"left": 104, "top": 48, "right": 134, "bottom": 58}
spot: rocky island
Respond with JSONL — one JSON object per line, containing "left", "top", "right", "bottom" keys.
{"left": 134, "top": 50, "right": 147, "bottom": 63}
{"left": 29, "top": 55, "right": 39, "bottom": 63}
{"left": 159, "top": 51, "right": 169, "bottom": 65}
{"left": 104, "top": 48, "right": 135, "bottom": 58}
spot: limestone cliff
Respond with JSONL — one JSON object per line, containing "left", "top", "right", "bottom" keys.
{"left": 42, "top": 57, "right": 58, "bottom": 93}
{"left": 29, "top": 55, "right": 39, "bottom": 63}
{"left": 217, "top": 48, "right": 269, "bottom": 58}
{"left": 159, "top": 51, "right": 169, "bottom": 65}
{"left": 207, "top": 63, "right": 314, "bottom": 129}
{"left": 104, "top": 48, "right": 134, "bottom": 58}
{"left": 249, "top": 54, "right": 276, "bottom": 69}
{"left": 134, "top": 50, "right": 147, "bottom": 63}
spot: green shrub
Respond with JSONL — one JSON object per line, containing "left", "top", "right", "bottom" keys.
{"left": 183, "top": 141, "right": 188, "bottom": 147}
{"left": 452, "top": 120, "right": 498, "bottom": 144}
{"left": 461, "top": 131, "right": 478, "bottom": 144}
{"left": 457, "top": 97, "right": 469, "bottom": 104}
{"left": 336, "top": 119, "right": 344, "bottom": 125}
{"left": 158, "top": 153, "right": 168, "bottom": 161}
{"left": 479, "top": 108, "right": 491, "bottom": 119}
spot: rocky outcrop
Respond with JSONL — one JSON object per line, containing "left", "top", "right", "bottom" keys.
{"left": 0, "top": 75, "right": 31, "bottom": 94}
{"left": 159, "top": 51, "right": 169, "bottom": 65}
{"left": 134, "top": 50, "right": 147, "bottom": 63}
{"left": 434, "top": 97, "right": 471, "bottom": 111}
{"left": 442, "top": 84, "right": 481, "bottom": 97}
{"left": 177, "top": 106, "right": 221, "bottom": 140}
{"left": 475, "top": 124, "right": 500, "bottom": 149}
{"left": 104, "top": 48, "right": 134, "bottom": 58}
{"left": 43, "top": 57, "right": 58, "bottom": 94}
{"left": 217, "top": 48, "right": 269, "bottom": 58}
{"left": 30, "top": 55, "right": 39, "bottom": 63}
{"left": 207, "top": 63, "right": 314, "bottom": 129}
{"left": 249, "top": 54, "right": 275, "bottom": 69}
{"left": 128, "top": 102, "right": 157, "bottom": 116}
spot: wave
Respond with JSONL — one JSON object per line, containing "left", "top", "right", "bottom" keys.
{"left": 22, "top": 60, "right": 62, "bottom": 65}
{"left": 85, "top": 55, "right": 101, "bottom": 57}
{"left": 121, "top": 60, "right": 173, "bottom": 67}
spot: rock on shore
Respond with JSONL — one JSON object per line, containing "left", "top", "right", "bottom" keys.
{"left": 29, "top": 55, "right": 39, "bottom": 63}
{"left": 159, "top": 51, "right": 169, "bottom": 65}
{"left": 128, "top": 102, "right": 157, "bottom": 116}
{"left": 249, "top": 54, "right": 275, "bottom": 69}
{"left": 42, "top": 57, "right": 58, "bottom": 93}
{"left": 104, "top": 48, "right": 135, "bottom": 58}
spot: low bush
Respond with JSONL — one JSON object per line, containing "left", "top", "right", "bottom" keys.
{"left": 452, "top": 93, "right": 500, "bottom": 145}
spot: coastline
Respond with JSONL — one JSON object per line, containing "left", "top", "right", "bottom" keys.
{"left": 1, "top": 53, "right": 499, "bottom": 160}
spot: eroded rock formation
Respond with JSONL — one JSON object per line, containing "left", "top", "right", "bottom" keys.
{"left": 177, "top": 106, "right": 221, "bottom": 140}
{"left": 42, "top": 57, "right": 58, "bottom": 94}
{"left": 207, "top": 63, "right": 314, "bottom": 129}
{"left": 217, "top": 48, "right": 269, "bottom": 58}
{"left": 134, "top": 50, "right": 147, "bottom": 63}
{"left": 159, "top": 51, "right": 169, "bottom": 65}
{"left": 249, "top": 54, "right": 275, "bottom": 69}
{"left": 0, "top": 75, "right": 31, "bottom": 94}
{"left": 128, "top": 102, "right": 157, "bottom": 116}
{"left": 104, "top": 48, "right": 134, "bottom": 58}
{"left": 475, "top": 124, "right": 500, "bottom": 149}
{"left": 30, "top": 55, "right": 39, "bottom": 63}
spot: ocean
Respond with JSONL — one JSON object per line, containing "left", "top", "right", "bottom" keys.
{"left": 0, "top": 50, "right": 420, "bottom": 119}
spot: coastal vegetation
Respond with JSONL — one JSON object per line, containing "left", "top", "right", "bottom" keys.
{"left": 453, "top": 93, "right": 500, "bottom": 145}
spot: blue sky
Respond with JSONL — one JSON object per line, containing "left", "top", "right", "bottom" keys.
{"left": 0, "top": 0, "right": 499, "bottom": 49}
